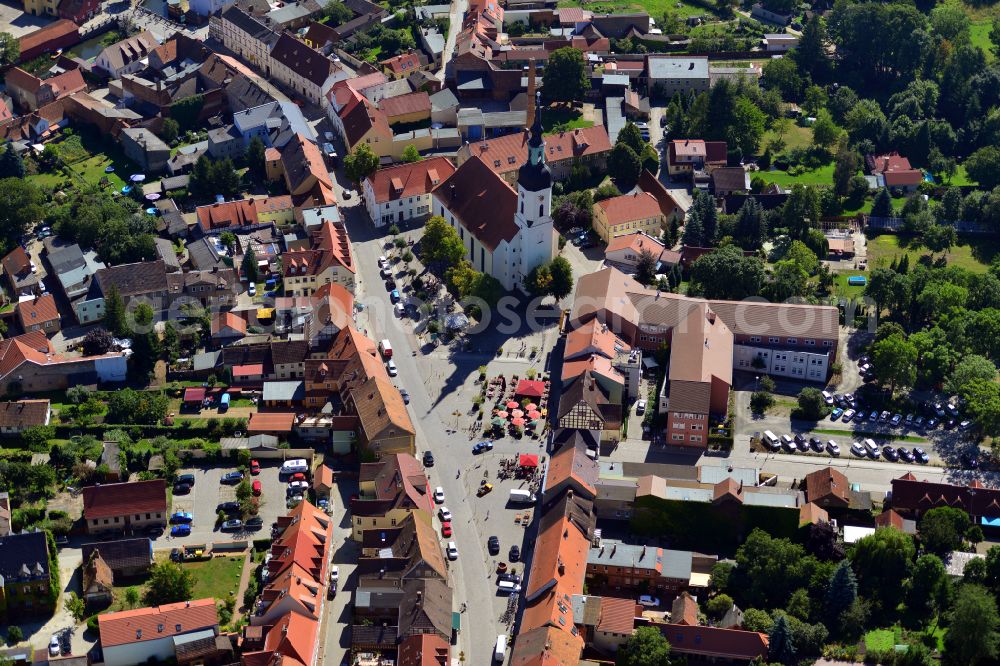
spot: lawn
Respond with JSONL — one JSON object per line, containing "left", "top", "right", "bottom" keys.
{"left": 868, "top": 234, "right": 997, "bottom": 273}
{"left": 181, "top": 556, "right": 245, "bottom": 601}
{"left": 541, "top": 106, "right": 594, "bottom": 134}
{"left": 970, "top": 20, "right": 995, "bottom": 61}
{"left": 558, "top": 0, "right": 711, "bottom": 18}
{"left": 757, "top": 162, "right": 835, "bottom": 187}
{"left": 832, "top": 270, "right": 868, "bottom": 300}
{"left": 760, "top": 124, "right": 814, "bottom": 152}
{"left": 864, "top": 627, "right": 902, "bottom": 652}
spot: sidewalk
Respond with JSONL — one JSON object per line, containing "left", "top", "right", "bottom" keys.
{"left": 232, "top": 550, "right": 256, "bottom": 623}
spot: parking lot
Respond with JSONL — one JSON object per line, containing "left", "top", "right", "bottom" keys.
{"left": 159, "top": 461, "right": 288, "bottom": 547}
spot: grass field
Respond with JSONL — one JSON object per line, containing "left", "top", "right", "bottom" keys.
{"left": 758, "top": 162, "right": 835, "bottom": 187}
{"left": 970, "top": 20, "right": 995, "bottom": 60}
{"left": 558, "top": 0, "right": 710, "bottom": 18}
{"left": 832, "top": 271, "right": 868, "bottom": 300}
{"left": 868, "top": 234, "right": 997, "bottom": 273}
{"left": 864, "top": 628, "right": 902, "bottom": 652}
{"left": 182, "top": 556, "right": 245, "bottom": 601}
{"left": 761, "top": 124, "right": 814, "bottom": 152}
{"left": 542, "top": 107, "right": 594, "bottom": 134}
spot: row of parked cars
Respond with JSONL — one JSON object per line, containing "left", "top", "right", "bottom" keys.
{"left": 824, "top": 390, "right": 974, "bottom": 433}
{"left": 763, "top": 430, "right": 930, "bottom": 463}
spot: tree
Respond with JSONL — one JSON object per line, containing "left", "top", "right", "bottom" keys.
{"left": 906, "top": 553, "right": 949, "bottom": 617}
{"left": 945, "top": 355, "right": 997, "bottom": 395}
{"left": 617, "top": 122, "right": 646, "bottom": 155}
{"left": 812, "top": 109, "right": 841, "bottom": 150}
{"left": 144, "top": 561, "right": 194, "bottom": 605}
{"left": 0, "top": 146, "right": 25, "bottom": 179}
{"left": 526, "top": 263, "right": 553, "bottom": 296}
{"left": 0, "top": 179, "right": 45, "bottom": 250}
{"left": 762, "top": 57, "right": 802, "bottom": 100}
{"left": 65, "top": 593, "right": 86, "bottom": 621}
{"left": 961, "top": 378, "right": 1000, "bottom": 437}
{"left": 246, "top": 137, "right": 266, "bottom": 180}
{"left": 616, "top": 626, "right": 671, "bottom": 666}
{"left": 781, "top": 185, "right": 821, "bottom": 239}
{"left": 640, "top": 143, "right": 659, "bottom": 174}
{"left": 803, "top": 85, "right": 828, "bottom": 117}
{"left": 548, "top": 256, "right": 573, "bottom": 300}
{"left": 826, "top": 560, "right": 858, "bottom": 618}
{"left": 542, "top": 47, "right": 588, "bottom": 103}
{"left": 689, "top": 245, "right": 764, "bottom": 300}
{"left": 750, "top": 390, "right": 775, "bottom": 415}
{"left": 849, "top": 528, "right": 915, "bottom": 612}
{"left": 730, "top": 97, "right": 767, "bottom": 154}
{"left": 401, "top": 144, "right": 421, "bottom": 163}
{"left": 242, "top": 245, "right": 259, "bottom": 284}
{"left": 768, "top": 615, "right": 796, "bottom": 665}
{"left": 872, "top": 188, "right": 893, "bottom": 217}
{"left": 159, "top": 118, "right": 179, "bottom": 144}
{"left": 966, "top": 147, "right": 1000, "bottom": 189}
{"left": 945, "top": 585, "right": 1000, "bottom": 665}
{"left": 106, "top": 388, "right": 169, "bottom": 425}
{"left": 104, "top": 285, "right": 129, "bottom": 338}
{"left": 323, "top": 0, "right": 352, "bottom": 24}
{"left": 734, "top": 197, "right": 767, "bottom": 250}
{"left": 871, "top": 332, "right": 917, "bottom": 394}
{"left": 635, "top": 250, "right": 657, "bottom": 285}
{"left": 608, "top": 143, "right": 642, "bottom": 189}
{"left": 124, "top": 586, "right": 140, "bottom": 609}
{"left": 344, "top": 143, "right": 379, "bottom": 185}
{"left": 705, "top": 594, "right": 734, "bottom": 620}
{"left": 0, "top": 32, "right": 19, "bottom": 67}
{"left": 420, "top": 216, "right": 465, "bottom": 270}
{"left": 83, "top": 328, "right": 115, "bottom": 356}
{"left": 733, "top": 530, "right": 807, "bottom": 609}
{"left": 797, "top": 387, "right": 828, "bottom": 420}
{"left": 919, "top": 507, "right": 971, "bottom": 555}
{"left": 833, "top": 145, "right": 858, "bottom": 197}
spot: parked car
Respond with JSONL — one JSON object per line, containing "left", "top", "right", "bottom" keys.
{"left": 914, "top": 447, "right": 929, "bottom": 464}
{"left": 222, "top": 471, "right": 244, "bottom": 484}
{"left": 289, "top": 472, "right": 307, "bottom": 482}
{"left": 170, "top": 511, "right": 193, "bottom": 524}
{"left": 171, "top": 524, "right": 191, "bottom": 537}
{"left": 446, "top": 542, "right": 458, "bottom": 560}
{"left": 433, "top": 486, "right": 445, "bottom": 504}
{"left": 882, "top": 445, "right": 899, "bottom": 461}
{"left": 473, "top": 441, "right": 494, "bottom": 454}
{"left": 423, "top": 451, "right": 435, "bottom": 467}
{"left": 850, "top": 442, "right": 867, "bottom": 457}
{"left": 960, "top": 420, "right": 974, "bottom": 431}
{"left": 390, "top": 289, "right": 401, "bottom": 302}
{"left": 831, "top": 408, "right": 844, "bottom": 421}
{"left": 843, "top": 409, "right": 856, "bottom": 421}
{"left": 898, "top": 447, "right": 914, "bottom": 463}
{"left": 221, "top": 519, "right": 243, "bottom": 532}
{"left": 864, "top": 438, "right": 880, "bottom": 458}
{"left": 635, "top": 400, "right": 646, "bottom": 415}
{"left": 439, "top": 507, "right": 452, "bottom": 522}
{"left": 809, "top": 436, "right": 824, "bottom": 452}
{"left": 287, "top": 480, "right": 309, "bottom": 493}
{"left": 441, "top": 521, "right": 452, "bottom": 537}
{"left": 250, "top": 459, "right": 260, "bottom": 475}
{"left": 827, "top": 440, "right": 841, "bottom": 456}
{"left": 488, "top": 535, "right": 500, "bottom": 554}
{"left": 252, "top": 480, "right": 262, "bottom": 496}
{"left": 387, "top": 359, "right": 398, "bottom": 376}
{"left": 217, "top": 501, "right": 240, "bottom": 514}
{"left": 914, "top": 416, "right": 926, "bottom": 429}
{"left": 329, "top": 566, "right": 339, "bottom": 583}
{"left": 498, "top": 572, "right": 522, "bottom": 584}
{"left": 400, "top": 389, "right": 410, "bottom": 404}
{"left": 638, "top": 595, "right": 661, "bottom": 608}
{"left": 245, "top": 516, "right": 264, "bottom": 530}
{"left": 173, "top": 482, "right": 192, "bottom": 494}
{"left": 879, "top": 410, "right": 891, "bottom": 422}
{"left": 890, "top": 414, "right": 903, "bottom": 427}
{"left": 49, "top": 636, "right": 60, "bottom": 657}
{"left": 927, "top": 417, "right": 939, "bottom": 429}
{"left": 509, "top": 545, "right": 520, "bottom": 562}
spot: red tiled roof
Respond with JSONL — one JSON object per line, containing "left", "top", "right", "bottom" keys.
{"left": 98, "top": 598, "right": 218, "bottom": 648}
{"left": 597, "top": 597, "right": 638, "bottom": 634}
{"left": 432, "top": 156, "right": 517, "bottom": 252}
{"left": 463, "top": 125, "right": 611, "bottom": 177}
{"left": 18, "top": 20, "right": 79, "bottom": 57}
{"left": 16, "top": 293, "right": 59, "bottom": 325}
{"left": 248, "top": 412, "right": 296, "bottom": 433}
{"left": 379, "top": 91, "right": 431, "bottom": 119}
{"left": 0, "top": 399, "right": 50, "bottom": 429}
{"left": 365, "top": 157, "right": 456, "bottom": 204}
{"left": 2, "top": 246, "right": 31, "bottom": 277}
{"left": 283, "top": 220, "right": 355, "bottom": 278}
{"left": 804, "top": 467, "right": 849, "bottom": 505}
{"left": 212, "top": 312, "right": 247, "bottom": 336}
{"left": 196, "top": 199, "right": 259, "bottom": 232}
{"left": 398, "top": 633, "right": 449, "bottom": 666}
{"left": 656, "top": 623, "right": 768, "bottom": 661}
{"left": 340, "top": 96, "right": 390, "bottom": 148}
{"left": 596, "top": 191, "right": 662, "bottom": 225}
{"left": 380, "top": 51, "right": 421, "bottom": 75}
{"left": 83, "top": 480, "right": 166, "bottom": 520}
{"left": 604, "top": 230, "right": 665, "bottom": 257}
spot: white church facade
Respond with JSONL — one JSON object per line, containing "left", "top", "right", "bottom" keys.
{"left": 431, "top": 99, "right": 557, "bottom": 292}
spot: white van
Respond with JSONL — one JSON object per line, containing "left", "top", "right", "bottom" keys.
{"left": 763, "top": 431, "right": 780, "bottom": 451}
{"left": 379, "top": 339, "right": 393, "bottom": 358}
{"left": 509, "top": 489, "right": 536, "bottom": 504}
{"left": 780, "top": 434, "right": 795, "bottom": 452}
{"left": 494, "top": 635, "right": 507, "bottom": 662}
{"left": 281, "top": 459, "right": 308, "bottom": 474}
{"left": 497, "top": 580, "right": 521, "bottom": 594}
{"left": 822, "top": 390, "right": 834, "bottom": 405}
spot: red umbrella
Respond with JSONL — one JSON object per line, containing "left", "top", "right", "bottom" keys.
{"left": 519, "top": 453, "right": 539, "bottom": 467}
{"left": 496, "top": 411, "right": 509, "bottom": 419}
{"left": 511, "top": 409, "right": 524, "bottom": 419}
{"left": 527, "top": 410, "right": 542, "bottom": 420}
{"left": 506, "top": 401, "right": 519, "bottom": 410}
{"left": 525, "top": 403, "right": 538, "bottom": 412}
{"left": 511, "top": 417, "right": 526, "bottom": 427}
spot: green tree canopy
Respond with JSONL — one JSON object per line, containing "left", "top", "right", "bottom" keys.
{"left": 945, "top": 584, "right": 1000, "bottom": 665}
{"left": 608, "top": 143, "right": 642, "bottom": 190}
{"left": 542, "top": 48, "right": 588, "bottom": 103}
{"left": 344, "top": 143, "right": 380, "bottom": 185}
{"left": 420, "top": 216, "right": 465, "bottom": 270}
{"left": 616, "top": 626, "right": 671, "bottom": 666}
{"left": 919, "top": 507, "right": 971, "bottom": 555}
{"left": 849, "top": 528, "right": 915, "bottom": 611}
{"left": 689, "top": 245, "right": 765, "bottom": 300}
{"left": 144, "top": 561, "right": 194, "bottom": 605}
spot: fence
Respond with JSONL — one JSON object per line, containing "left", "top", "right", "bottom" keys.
{"left": 866, "top": 215, "right": 992, "bottom": 235}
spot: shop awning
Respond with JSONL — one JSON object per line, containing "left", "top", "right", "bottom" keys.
{"left": 519, "top": 454, "right": 538, "bottom": 468}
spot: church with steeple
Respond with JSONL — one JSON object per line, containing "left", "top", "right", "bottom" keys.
{"left": 430, "top": 91, "right": 556, "bottom": 292}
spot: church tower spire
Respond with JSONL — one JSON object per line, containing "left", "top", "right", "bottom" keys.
{"left": 517, "top": 91, "right": 551, "bottom": 194}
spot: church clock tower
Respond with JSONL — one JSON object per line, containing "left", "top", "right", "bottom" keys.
{"left": 513, "top": 91, "right": 556, "bottom": 289}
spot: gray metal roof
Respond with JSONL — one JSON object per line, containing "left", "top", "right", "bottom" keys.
{"left": 192, "top": 350, "right": 221, "bottom": 371}
{"left": 698, "top": 465, "right": 759, "bottom": 487}
{"left": 647, "top": 56, "right": 709, "bottom": 81}
{"left": 602, "top": 74, "right": 630, "bottom": 86}
{"left": 662, "top": 548, "right": 693, "bottom": 581}
{"left": 429, "top": 87, "right": 459, "bottom": 112}
{"left": 605, "top": 96, "right": 625, "bottom": 144}
{"left": 262, "top": 380, "right": 305, "bottom": 402}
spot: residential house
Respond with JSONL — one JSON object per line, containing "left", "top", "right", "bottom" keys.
{"left": 282, "top": 220, "right": 356, "bottom": 296}
{"left": 82, "top": 550, "right": 113, "bottom": 607}
{"left": 211, "top": 312, "right": 247, "bottom": 342}
{"left": 455, "top": 124, "right": 612, "bottom": 186}
{"left": 604, "top": 232, "right": 678, "bottom": 275}
{"left": 398, "top": 634, "right": 449, "bottom": 666}
{"left": 207, "top": 125, "right": 245, "bottom": 160}
{"left": 363, "top": 156, "right": 456, "bottom": 226}
{"left": 750, "top": 3, "right": 791, "bottom": 25}
{"left": 120, "top": 128, "right": 170, "bottom": 173}
{"left": 268, "top": 33, "right": 350, "bottom": 107}
{"left": 16, "top": 20, "right": 80, "bottom": 63}
{"left": 278, "top": 133, "right": 336, "bottom": 205}
{"left": 803, "top": 467, "right": 851, "bottom": 509}
{"left": 233, "top": 100, "right": 315, "bottom": 149}
{"left": 380, "top": 51, "right": 422, "bottom": 79}
{"left": 762, "top": 33, "right": 798, "bottom": 51}
{"left": 16, "top": 293, "right": 60, "bottom": 335}
{"left": 95, "top": 31, "right": 160, "bottom": 78}
{"left": 0, "top": 330, "right": 127, "bottom": 395}
{"left": 180, "top": 268, "right": 240, "bottom": 309}
{"left": 650, "top": 621, "right": 769, "bottom": 663}
{"left": 349, "top": 453, "right": 433, "bottom": 540}
{"left": 890, "top": 473, "right": 1000, "bottom": 522}
{"left": 557, "top": 370, "right": 624, "bottom": 438}
{"left": 4, "top": 66, "right": 85, "bottom": 112}
{"left": 337, "top": 95, "right": 392, "bottom": 159}
{"left": 570, "top": 595, "right": 640, "bottom": 656}
{"left": 0, "top": 530, "right": 53, "bottom": 622}
{"left": 866, "top": 152, "right": 924, "bottom": 192}
{"left": 667, "top": 139, "right": 727, "bottom": 177}
{"left": 241, "top": 610, "right": 318, "bottom": 666}
{"left": 647, "top": 56, "right": 710, "bottom": 97}
{"left": 98, "top": 599, "right": 220, "bottom": 666}
{"left": 82, "top": 480, "right": 167, "bottom": 534}
{"left": 347, "top": 375, "right": 416, "bottom": 457}
{"left": 563, "top": 319, "right": 642, "bottom": 398}
{"left": 590, "top": 12, "right": 650, "bottom": 37}
{"left": 81, "top": 539, "right": 153, "bottom": 577}
{"left": 380, "top": 91, "right": 431, "bottom": 126}
{"left": 44, "top": 241, "right": 105, "bottom": 305}
{"left": 2, "top": 246, "right": 41, "bottom": 297}
{"left": 586, "top": 539, "right": 711, "bottom": 597}
{"left": 76, "top": 260, "right": 170, "bottom": 324}
{"left": 301, "top": 21, "right": 338, "bottom": 54}
{"left": 356, "top": 510, "right": 447, "bottom": 589}
{"left": 711, "top": 167, "right": 750, "bottom": 195}
{"left": 23, "top": 0, "right": 59, "bottom": 18}
{"left": 196, "top": 199, "right": 262, "bottom": 236}
{"left": 0, "top": 400, "right": 51, "bottom": 434}
{"left": 189, "top": 0, "right": 236, "bottom": 16}
{"left": 709, "top": 62, "right": 763, "bottom": 86}
{"left": 592, "top": 192, "right": 665, "bottom": 244}
{"left": 210, "top": 7, "right": 279, "bottom": 70}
